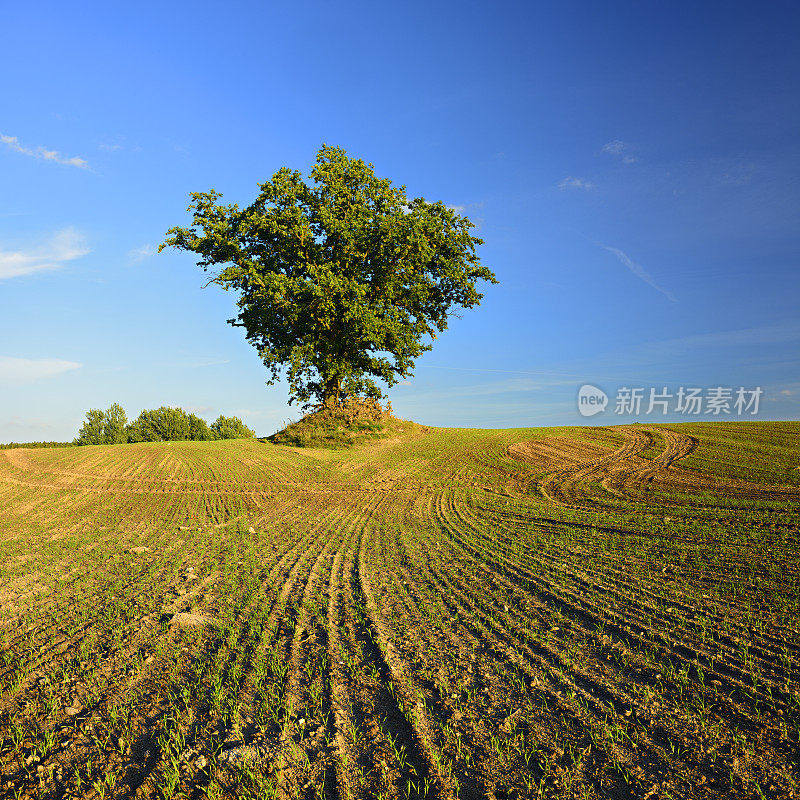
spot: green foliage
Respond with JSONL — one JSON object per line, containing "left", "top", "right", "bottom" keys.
{"left": 0, "top": 441, "right": 74, "bottom": 449}
{"left": 123, "top": 418, "right": 145, "bottom": 444}
{"left": 161, "top": 145, "right": 497, "bottom": 408}
{"left": 210, "top": 415, "right": 256, "bottom": 440}
{"left": 75, "top": 409, "right": 106, "bottom": 445}
{"left": 188, "top": 413, "right": 215, "bottom": 441}
{"left": 74, "top": 404, "right": 255, "bottom": 444}
{"left": 125, "top": 406, "right": 191, "bottom": 442}
{"left": 268, "top": 398, "right": 404, "bottom": 449}
{"left": 75, "top": 404, "right": 128, "bottom": 445}
{"left": 104, "top": 403, "right": 128, "bottom": 444}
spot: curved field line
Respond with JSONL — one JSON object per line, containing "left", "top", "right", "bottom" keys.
{"left": 214, "top": 505, "right": 352, "bottom": 752}
{"left": 438, "top": 488, "right": 794, "bottom": 714}
{"left": 322, "top": 490, "right": 445, "bottom": 799}
{"left": 452, "top": 486, "right": 800, "bottom": 682}
{"left": 416, "top": 494, "right": 738, "bottom": 792}
{"left": 526, "top": 425, "right": 800, "bottom": 511}
{"left": 536, "top": 427, "right": 651, "bottom": 507}
{"left": 272, "top": 503, "right": 367, "bottom": 797}
{"left": 324, "top": 505, "right": 434, "bottom": 799}
{"left": 369, "top": 522, "right": 539, "bottom": 795}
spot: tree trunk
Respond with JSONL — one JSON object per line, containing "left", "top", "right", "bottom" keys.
{"left": 322, "top": 376, "right": 341, "bottom": 409}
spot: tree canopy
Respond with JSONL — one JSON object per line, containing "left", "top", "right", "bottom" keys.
{"left": 160, "top": 145, "right": 497, "bottom": 408}
{"left": 75, "top": 403, "right": 127, "bottom": 445}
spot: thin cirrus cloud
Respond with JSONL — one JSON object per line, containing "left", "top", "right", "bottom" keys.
{"left": 128, "top": 243, "right": 157, "bottom": 263}
{"left": 601, "top": 140, "right": 638, "bottom": 164}
{"left": 559, "top": 176, "right": 595, "bottom": 190}
{"left": 0, "top": 228, "right": 90, "bottom": 279}
{"left": 0, "top": 356, "right": 82, "bottom": 386}
{"left": 0, "top": 133, "right": 89, "bottom": 168}
{"left": 182, "top": 405, "right": 214, "bottom": 415}
{"left": 602, "top": 245, "right": 677, "bottom": 302}
{"left": 446, "top": 202, "right": 485, "bottom": 230}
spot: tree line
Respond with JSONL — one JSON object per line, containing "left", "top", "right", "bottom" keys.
{"left": 74, "top": 404, "right": 256, "bottom": 445}
{"left": 0, "top": 441, "right": 75, "bottom": 450}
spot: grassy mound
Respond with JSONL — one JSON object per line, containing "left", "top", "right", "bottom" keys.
{"left": 266, "top": 398, "right": 419, "bottom": 448}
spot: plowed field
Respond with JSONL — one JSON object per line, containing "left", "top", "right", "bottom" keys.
{"left": 1, "top": 422, "right": 798, "bottom": 800}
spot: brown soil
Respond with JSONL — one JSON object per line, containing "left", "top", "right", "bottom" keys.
{"left": 0, "top": 426, "right": 798, "bottom": 799}
{"left": 510, "top": 426, "right": 800, "bottom": 510}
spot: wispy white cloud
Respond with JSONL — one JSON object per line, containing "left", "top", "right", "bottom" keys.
{"left": 657, "top": 320, "right": 800, "bottom": 349}
{"left": 128, "top": 243, "right": 156, "bottom": 263}
{"left": 0, "top": 133, "right": 89, "bottom": 168}
{"left": 559, "top": 176, "right": 595, "bottom": 191}
{"left": 0, "top": 228, "right": 90, "bottom": 280}
{"left": 602, "top": 140, "right": 625, "bottom": 155}
{"left": 0, "top": 357, "right": 82, "bottom": 386}
{"left": 3, "top": 416, "right": 54, "bottom": 432}
{"left": 191, "top": 358, "right": 230, "bottom": 368}
{"left": 445, "top": 202, "right": 484, "bottom": 230}
{"left": 396, "top": 375, "right": 576, "bottom": 406}
{"left": 183, "top": 405, "right": 214, "bottom": 415}
{"left": 99, "top": 143, "right": 123, "bottom": 151}
{"left": 602, "top": 245, "right": 677, "bottom": 302}
{"left": 601, "top": 139, "right": 638, "bottom": 163}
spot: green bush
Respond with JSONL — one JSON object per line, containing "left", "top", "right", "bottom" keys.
{"left": 268, "top": 399, "right": 395, "bottom": 449}
{"left": 125, "top": 406, "right": 191, "bottom": 442}
{"left": 210, "top": 415, "right": 256, "bottom": 440}
{"left": 188, "top": 413, "right": 215, "bottom": 441}
{"left": 75, "top": 404, "right": 256, "bottom": 444}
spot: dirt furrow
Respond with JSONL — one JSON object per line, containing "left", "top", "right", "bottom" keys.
{"left": 413, "top": 525, "right": 733, "bottom": 798}
{"left": 444, "top": 491, "right": 796, "bottom": 732}
{"left": 447, "top": 488, "right": 796, "bottom": 701}
{"left": 355, "top": 526, "right": 461, "bottom": 800}
{"left": 369, "top": 522, "right": 552, "bottom": 796}
{"left": 272, "top": 511, "right": 358, "bottom": 798}
{"left": 537, "top": 427, "right": 651, "bottom": 508}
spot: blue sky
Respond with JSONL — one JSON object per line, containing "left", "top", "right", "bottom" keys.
{"left": 2, "top": 0, "right": 799, "bottom": 441}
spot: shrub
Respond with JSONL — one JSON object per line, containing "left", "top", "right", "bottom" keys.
{"left": 188, "top": 413, "right": 215, "bottom": 441}
{"left": 211, "top": 415, "right": 256, "bottom": 440}
{"left": 268, "top": 398, "right": 396, "bottom": 448}
{"left": 126, "top": 406, "right": 191, "bottom": 442}
{"left": 75, "top": 404, "right": 255, "bottom": 444}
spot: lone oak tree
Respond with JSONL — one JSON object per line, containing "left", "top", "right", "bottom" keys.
{"left": 160, "top": 145, "right": 497, "bottom": 409}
